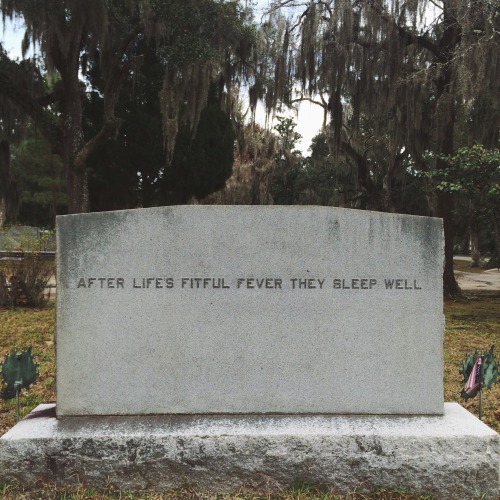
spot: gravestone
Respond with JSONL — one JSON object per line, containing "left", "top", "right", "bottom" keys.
{"left": 1, "top": 206, "right": 499, "bottom": 499}
{"left": 56, "top": 206, "right": 443, "bottom": 416}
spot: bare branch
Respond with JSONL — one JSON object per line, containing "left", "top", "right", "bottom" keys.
{"left": 427, "top": 0, "right": 443, "bottom": 11}
{"left": 290, "top": 95, "right": 327, "bottom": 108}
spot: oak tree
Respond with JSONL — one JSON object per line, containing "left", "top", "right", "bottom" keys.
{"left": 0, "top": 0, "right": 254, "bottom": 213}
{"left": 258, "top": 0, "right": 500, "bottom": 295}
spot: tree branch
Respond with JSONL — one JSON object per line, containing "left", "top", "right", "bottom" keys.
{"left": 290, "top": 95, "right": 327, "bottom": 108}
{"left": 367, "top": 3, "right": 441, "bottom": 56}
{"left": 73, "top": 117, "right": 122, "bottom": 172}
{"left": 74, "top": 23, "right": 145, "bottom": 172}
{"left": 37, "top": 90, "right": 58, "bottom": 107}
{"left": 427, "top": 0, "right": 444, "bottom": 11}
{"left": 0, "top": 53, "right": 61, "bottom": 149}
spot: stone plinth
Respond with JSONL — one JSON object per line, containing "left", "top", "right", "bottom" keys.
{"left": 1, "top": 403, "right": 498, "bottom": 499}
{"left": 56, "top": 206, "right": 444, "bottom": 416}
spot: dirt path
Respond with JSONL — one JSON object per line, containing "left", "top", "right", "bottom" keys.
{"left": 455, "top": 268, "right": 500, "bottom": 291}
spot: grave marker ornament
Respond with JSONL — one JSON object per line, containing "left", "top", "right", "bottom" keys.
{"left": 1, "top": 347, "right": 38, "bottom": 421}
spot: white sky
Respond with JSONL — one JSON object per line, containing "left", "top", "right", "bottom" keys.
{"left": 1, "top": 19, "right": 21, "bottom": 56}
{"left": 1, "top": 16, "right": 38, "bottom": 59}
{"left": 251, "top": 0, "right": 324, "bottom": 153}
{"left": 253, "top": 100, "right": 324, "bottom": 155}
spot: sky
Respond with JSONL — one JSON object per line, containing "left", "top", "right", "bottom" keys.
{"left": 252, "top": 0, "right": 325, "bottom": 154}
{"left": 1, "top": 16, "right": 37, "bottom": 58}
{"left": 253, "top": 98, "right": 325, "bottom": 155}
{"left": 0, "top": 16, "right": 20, "bottom": 54}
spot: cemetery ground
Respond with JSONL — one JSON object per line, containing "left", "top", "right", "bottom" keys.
{"left": 0, "top": 284, "right": 499, "bottom": 499}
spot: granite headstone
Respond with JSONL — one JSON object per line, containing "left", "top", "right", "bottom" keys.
{"left": 56, "top": 206, "right": 444, "bottom": 416}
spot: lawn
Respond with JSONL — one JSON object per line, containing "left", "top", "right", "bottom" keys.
{"left": 1, "top": 291, "right": 499, "bottom": 498}
{"left": 443, "top": 291, "right": 500, "bottom": 430}
{"left": 0, "top": 305, "right": 55, "bottom": 436}
{"left": 452, "top": 257, "right": 492, "bottom": 273}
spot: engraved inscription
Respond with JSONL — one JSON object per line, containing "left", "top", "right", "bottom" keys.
{"left": 75, "top": 276, "right": 424, "bottom": 291}
{"left": 237, "top": 278, "right": 283, "bottom": 289}
{"left": 384, "top": 279, "right": 422, "bottom": 290}
{"left": 77, "top": 277, "right": 125, "bottom": 288}
{"left": 290, "top": 278, "right": 325, "bottom": 289}
{"left": 181, "top": 277, "right": 230, "bottom": 289}
{"left": 333, "top": 278, "right": 377, "bottom": 289}
{"left": 133, "top": 277, "right": 174, "bottom": 288}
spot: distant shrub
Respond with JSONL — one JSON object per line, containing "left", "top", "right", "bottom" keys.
{"left": 0, "top": 229, "right": 54, "bottom": 308}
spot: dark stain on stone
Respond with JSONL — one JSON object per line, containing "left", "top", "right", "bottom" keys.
{"left": 355, "top": 436, "right": 384, "bottom": 456}
{"left": 25, "top": 405, "right": 56, "bottom": 420}
{"left": 327, "top": 217, "right": 340, "bottom": 245}
{"left": 126, "top": 439, "right": 140, "bottom": 462}
{"left": 45, "top": 454, "right": 61, "bottom": 475}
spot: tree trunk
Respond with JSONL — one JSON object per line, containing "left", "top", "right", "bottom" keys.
{"left": 60, "top": 77, "right": 88, "bottom": 214}
{"left": 434, "top": 15, "right": 461, "bottom": 296}
{"left": 487, "top": 218, "right": 500, "bottom": 269}
{"left": 434, "top": 105, "right": 460, "bottom": 295}
{"left": 382, "top": 171, "right": 393, "bottom": 212}
{"left": 342, "top": 140, "right": 382, "bottom": 211}
{"left": 470, "top": 227, "right": 480, "bottom": 267}
{"left": 460, "top": 231, "right": 470, "bottom": 255}
{"left": 66, "top": 165, "right": 89, "bottom": 214}
{"left": 436, "top": 190, "right": 460, "bottom": 296}
{"left": 468, "top": 200, "right": 481, "bottom": 267}
{"left": 0, "top": 140, "right": 19, "bottom": 228}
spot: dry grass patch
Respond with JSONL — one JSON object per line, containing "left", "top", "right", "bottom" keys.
{"left": 453, "top": 258, "right": 492, "bottom": 273}
{"left": 444, "top": 291, "right": 500, "bottom": 430}
{"left": 0, "top": 482, "right": 438, "bottom": 500}
{"left": 0, "top": 304, "right": 55, "bottom": 435}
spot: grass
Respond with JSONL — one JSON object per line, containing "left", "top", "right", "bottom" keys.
{"left": 444, "top": 290, "right": 500, "bottom": 430}
{"left": 453, "top": 256, "right": 498, "bottom": 273}
{"left": 0, "top": 305, "right": 55, "bottom": 435}
{"left": 1, "top": 291, "right": 499, "bottom": 498}
{"left": 453, "top": 257, "right": 484, "bottom": 273}
{"left": 0, "top": 482, "right": 440, "bottom": 499}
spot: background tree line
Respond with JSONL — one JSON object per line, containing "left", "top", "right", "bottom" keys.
{"left": 0, "top": 0, "right": 498, "bottom": 296}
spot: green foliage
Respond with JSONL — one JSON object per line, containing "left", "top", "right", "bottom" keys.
{"left": 297, "top": 130, "right": 355, "bottom": 206}
{"left": 459, "top": 346, "right": 499, "bottom": 400}
{"left": 85, "top": 42, "right": 166, "bottom": 210}
{"left": 0, "top": 229, "right": 54, "bottom": 308}
{"left": 0, "top": 347, "right": 38, "bottom": 401}
{"left": 428, "top": 145, "right": 500, "bottom": 266}
{"left": 153, "top": 0, "right": 254, "bottom": 65}
{"left": 269, "top": 124, "right": 429, "bottom": 211}
{"left": 274, "top": 116, "right": 302, "bottom": 153}
{"left": 269, "top": 116, "right": 303, "bottom": 204}
{"left": 0, "top": 0, "right": 256, "bottom": 215}
{"left": 162, "top": 89, "right": 236, "bottom": 204}
{"left": 10, "top": 130, "right": 66, "bottom": 227}
{"left": 86, "top": 44, "right": 237, "bottom": 208}
{"left": 429, "top": 145, "right": 500, "bottom": 200}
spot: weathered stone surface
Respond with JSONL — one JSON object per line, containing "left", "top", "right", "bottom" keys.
{"left": 1, "top": 403, "right": 498, "bottom": 499}
{"left": 56, "top": 206, "right": 444, "bottom": 416}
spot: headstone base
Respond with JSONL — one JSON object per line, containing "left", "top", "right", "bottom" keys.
{"left": 1, "top": 403, "right": 498, "bottom": 499}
